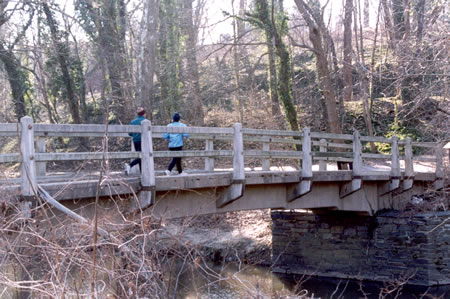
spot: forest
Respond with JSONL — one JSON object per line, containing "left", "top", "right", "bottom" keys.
{"left": 0, "top": 0, "right": 448, "bottom": 142}
{"left": 0, "top": 0, "right": 449, "bottom": 298}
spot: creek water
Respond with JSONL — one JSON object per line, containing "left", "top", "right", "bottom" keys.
{"left": 170, "top": 262, "right": 450, "bottom": 299}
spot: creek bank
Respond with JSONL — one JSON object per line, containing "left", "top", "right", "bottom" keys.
{"left": 161, "top": 209, "right": 273, "bottom": 266}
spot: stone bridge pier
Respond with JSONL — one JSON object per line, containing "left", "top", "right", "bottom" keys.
{"left": 271, "top": 210, "right": 450, "bottom": 286}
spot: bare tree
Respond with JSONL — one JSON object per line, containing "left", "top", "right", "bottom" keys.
{"left": 136, "top": 0, "right": 160, "bottom": 120}
{"left": 42, "top": 2, "right": 82, "bottom": 124}
{"left": 183, "top": 0, "right": 205, "bottom": 125}
{"left": 342, "top": 0, "right": 353, "bottom": 103}
{"left": 294, "top": 0, "right": 342, "bottom": 134}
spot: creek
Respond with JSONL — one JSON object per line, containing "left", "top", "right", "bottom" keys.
{"left": 169, "top": 262, "right": 450, "bottom": 299}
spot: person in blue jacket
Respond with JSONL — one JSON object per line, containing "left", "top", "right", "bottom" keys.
{"left": 124, "top": 107, "right": 147, "bottom": 175}
{"left": 163, "top": 112, "right": 189, "bottom": 175}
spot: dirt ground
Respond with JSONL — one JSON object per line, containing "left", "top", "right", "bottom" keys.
{"left": 162, "top": 209, "right": 273, "bottom": 265}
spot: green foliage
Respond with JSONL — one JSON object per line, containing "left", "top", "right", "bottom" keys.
{"left": 74, "top": 0, "right": 98, "bottom": 41}
{"left": 44, "top": 48, "right": 84, "bottom": 108}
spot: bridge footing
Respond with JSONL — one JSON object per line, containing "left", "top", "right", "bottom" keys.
{"left": 272, "top": 210, "right": 450, "bottom": 286}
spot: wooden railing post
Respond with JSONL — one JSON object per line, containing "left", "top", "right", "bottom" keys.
{"left": 217, "top": 123, "right": 245, "bottom": 208}
{"left": 403, "top": 137, "right": 414, "bottom": 191}
{"left": 287, "top": 127, "right": 312, "bottom": 201}
{"left": 20, "top": 116, "right": 37, "bottom": 217}
{"left": 262, "top": 141, "right": 270, "bottom": 171}
{"left": 319, "top": 138, "right": 327, "bottom": 171}
{"left": 36, "top": 136, "right": 46, "bottom": 177}
{"left": 433, "top": 142, "right": 444, "bottom": 190}
{"left": 379, "top": 136, "right": 401, "bottom": 196}
{"left": 205, "top": 139, "right": 215, "bottom": 172}
{"left": 340, "top": 130, "right": 362, "bottom": 198}
{"left": 136, "top": 119, "right": 155, "bottom": 210}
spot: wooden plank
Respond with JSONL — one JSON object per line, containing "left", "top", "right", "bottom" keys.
{"left": 310, "top": 132, "right": 353, "bottom": 141}
{"left": 262, "top": 142, "right": 270, "bottom": 171}
{"left": 0, "top": 123, "right": 20, "bottom": 133}
{"left": 205, "top": 139, "right": 215, "bottom": 171}
{"left": 361, "top": 153, "right": 391, "bottom": 159}
{"left": 243, "top": 150, "right": 302, "bottom": 159}
{"left": 34, "top": 132, "right": 130, "bottom": 138}
{"left": 313, "top": 157, "right": 354, "bottom": 162}
{"left": 0, "top": 153, "right": 21, "bottom": 163}
{"left": 313, "top": 152, "right": 353, "bottom": 158}
{"left": 153, "top": 125, "right": 233, "bottom": 135}
{"left": 242, "top": 128, "right": 303, "bottom": 137}
{"left": 340, "top": 130, "right": 362, "bottom": 198}
{"left": 312, "top": 141, "right": 353, "bottom": 150}
{"left": 35, "top": 123, "right": 141, "bottom": 134}
{"left": 402, "top": 141, "right": 436, "bottom": 148}
{"left": 217, "top": 123, "right": 245, "bottom": 208}
{"left": 155, "top": 150, "right": 232, "bottom": 158}
{"left": 42, "top": 178, "right": 141, "bottom": 200}
{"left": 244, "top": 135, "right": 301, "bottom": 144}
{"left": 413, "top": 156, "right": 438, "bottom": 162}
{"left": 319, "top": 139, "right": 326, "bottom": 171}
{"left": 36, "top": 137, "right": 46, "bottom": 176}
{"left": 360, "top": 136, "right": 391, "bottom": 143}
{"left": 36, "top": 152, "right": 140, "bottom": 161}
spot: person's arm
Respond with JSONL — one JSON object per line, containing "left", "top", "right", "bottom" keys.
{"left": 182, "top": 124, "right": 189, "bottom": 139}
{"left": 162, "top": 124, "right": 171, "bottom": 140}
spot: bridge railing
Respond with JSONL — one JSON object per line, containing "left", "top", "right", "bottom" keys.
{"left": 0, "top": 117, "right": 445, "bottom": 199}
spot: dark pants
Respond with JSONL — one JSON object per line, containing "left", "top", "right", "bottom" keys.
{"left": 168, "top": 146, "right": 183, "bottom": 173}
{"left": 130, "top": 141, "right": 141, "bottom": 170}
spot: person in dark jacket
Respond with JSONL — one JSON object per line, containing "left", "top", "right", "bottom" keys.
{"left": 162, "top": 112, "right": 189, "bottom": 175}
{"left": 124, "top": 107, "right": 146, "bottom": 175}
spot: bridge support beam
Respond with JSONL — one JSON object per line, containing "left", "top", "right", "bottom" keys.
{"left": 217, "top": 123, "right": 245, "bottom": 208}
{"left": 135, "top": 120, "right": 155, "bottom": 211}
{"left": 287, "top": 127, "right": 312, "bottom": 202}
{"left": 340, "top": 130, "right": 362, "bottom": 198}
{"left": 379, "top": 136, "right": 400, "bottom": 196}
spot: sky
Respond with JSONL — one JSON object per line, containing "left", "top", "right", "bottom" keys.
{"left": 201, "top": 0, "right": 380, "bottom": 44}
{"left": 2, "top": 0, "right": 380, "bottom": 45}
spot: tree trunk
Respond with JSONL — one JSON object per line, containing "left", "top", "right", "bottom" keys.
{"left": 159, "top": 0, "right": 181, "bottom": 122}
{"left": 355, "top": 0, "right": 376, "bottom": 152}
{"left": 232, "top": 0, "right": 244, "bottom": 123}
{"left": 42, "top": 3, "right": 81, "bottom": 124}
{"left": 415, "top": 0, "right": 425, "bottom": 42}
{"left": 268, "top": 40, "right": 281, "bottom": 117}
{"left": 294, "top": 0, "right": 342, "bottom": 134}
{"left": 99, "top": 0, "right": 131, "bottom": 123}
{"left": 0, "top": 42, "right": 28, "bottom": 120}
{"left": 363, "top": 0, "right": 369, "bottom": 27}
{"left": 343, "top": 0, "right": 353, "bottom": 103}
{"left": 183, "top": 0, "right": 204, "bottom": 125}
{"left": 380, "top": 0, "right": 395, "bottom": 49}
{"left": 137, "top": 0, "right": 159, "bottom": 121}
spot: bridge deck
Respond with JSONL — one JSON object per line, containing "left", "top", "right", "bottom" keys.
{"left": 0, "top": 168, "right": 436, "bottom": 201}
{"left": 0, "top": 118, "right": 445, "bottom": 216}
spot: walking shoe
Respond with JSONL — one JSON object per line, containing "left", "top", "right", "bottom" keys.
{"left": 124, "top": 163, "right": 131, "bottom": 176}
{"left": 165, "top": 170, "right": 171, "bottom": 176}
{"left": 178, "top": 172, "right": 188, "bottom": 176}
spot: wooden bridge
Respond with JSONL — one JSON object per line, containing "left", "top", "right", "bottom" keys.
{"left": 0, "top": 116, "right": 446, "bottom": 219}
